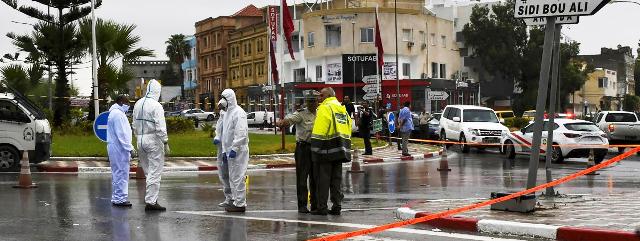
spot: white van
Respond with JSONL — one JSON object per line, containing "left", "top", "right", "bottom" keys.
{"left": 247, "top": 111, "right": 275, "bottom": 126}
{"left": 439, "top": 105, "right": 508, "bottom": 153}
{"left": 0, "top": 86, "right": 51, "bottom": 171}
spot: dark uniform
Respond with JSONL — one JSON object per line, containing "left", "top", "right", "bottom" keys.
{"left": 358, "top": 106, "right": 373, "bottom": 155}
{"left": 284, "top": 108, "right": 317, "bottom": 213}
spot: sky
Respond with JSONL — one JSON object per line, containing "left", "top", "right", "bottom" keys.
{"left": 1, "top": 0, "right": 638, "bottom": 96}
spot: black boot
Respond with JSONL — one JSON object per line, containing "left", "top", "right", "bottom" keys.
{"left": 225, "top": 205, "right": 246, "bottom": 213}
{"left": 145, "top": 202, "right": 166, "bottom": 212}
{"left": 112, "top": 201, "right": 132, "bottom": 207}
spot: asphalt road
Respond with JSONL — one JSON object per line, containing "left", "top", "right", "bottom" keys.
{"left": 1, "top": 147, "right": 638, "bottom": 241}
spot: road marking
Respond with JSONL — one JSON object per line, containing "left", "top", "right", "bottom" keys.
{"left": 177, "top": 211, "right": 524, "bottom": 241}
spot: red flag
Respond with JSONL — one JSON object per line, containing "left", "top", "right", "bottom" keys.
{"left": 270, "top": 40, "right": 280, "bottom": 84}
{"left": 375, "top": 9, "right": 384, "bottom": 71}
{"left": 282, "top": 0, "right": 295, "bottom": 60}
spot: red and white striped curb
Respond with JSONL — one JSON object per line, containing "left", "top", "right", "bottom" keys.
{"left": 395, "top": 207, "right": 640, "bottom": 241}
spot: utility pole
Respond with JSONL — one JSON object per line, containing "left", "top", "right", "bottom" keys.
{"left": 394, "top": 0, "right": 399, "bottom": 110}
{"left": 91, "top": 0, "right": 99, "bottom": 116}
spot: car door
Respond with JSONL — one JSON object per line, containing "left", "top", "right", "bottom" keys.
{"left": 450, "top": 108, "right": 462, "bottom": 140}
{"left": 440, "top": 107, "right": 451, "bottom": 139}
{"left": 0, "top": 100, "right": 34, "bottom": 150}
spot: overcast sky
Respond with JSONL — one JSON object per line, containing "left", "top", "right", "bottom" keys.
{"left": 1, "top": 0, "right": 638, "bottom": 96}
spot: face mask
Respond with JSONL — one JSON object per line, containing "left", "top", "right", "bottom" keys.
{"left": 120, "top": 104, "right": 130, "bottom": 113}
{"left": 218, "top": 98, "right": 228, "bottom": 111}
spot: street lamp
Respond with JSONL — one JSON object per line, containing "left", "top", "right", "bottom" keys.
{"left": 352, "top": 19, "right": 356, "bottom": 104}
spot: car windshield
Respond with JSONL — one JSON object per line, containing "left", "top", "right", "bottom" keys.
{"left": 605, "top": 113, "right": 638, "bottom": 122}
{"left": 247, "top": 113, "right": 255, "bottom": 119}
{"left": 432, "top": 113, "right": 442, "bottom": 120}
{"left": 463, "top": 110, "right": 499, "bottom": 123}
{"left": 564, "top": 122, "right": 600, "bottom": 132}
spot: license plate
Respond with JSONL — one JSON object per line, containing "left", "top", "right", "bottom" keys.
{"left": 483, "top": 138, "right": 499, "bottom": 143}
{"left": 581, "top": 137, "right": 602, "bottom": 143}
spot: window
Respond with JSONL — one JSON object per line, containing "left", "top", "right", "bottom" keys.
{"left": 402, "top": 29, "right": 413, "bottom": 42}
{"left": 431, "top": 62, "right": 439, "bottom": 78}
{"left": 294, "top": 68, "right": 306, "bottom": 82}
{"left": 315, "top": 65, "right": 322, "bottom": 81}
{"left": 598, "top": 77, "right": 608, "bottom": 88}
{"left": 419, "top": 31, "right": 425, "bottom": 44}
{"left": 325, "top": 25, "right": 341, "bottom": 47}
{"left": 402, "top": 63, "right": 410, "bottom": 78}
{"left": 204, "top": 58, "right": 209, "bottom": 70}
{"left": 430, "top": 33, "right": 436, "bottom": 45}
{"left": 257, "top": 38, "right": 264, "bottom": 53}
{"left": 215, "top": 33, "right": 220, "bottom": 47}
{"left": 204, "top": 36, "right": 209, "bottom": 47}
{"left": 248, "top": 42, "right": 252, "bottom": 55}
{"left": 462, "top": 109, "right": 498, "bottom": 123}
{"left": 441, "top": 35, "right": 446, "bottom": 48}
{"left": 443, "top": 107, "right": 451, "bottom": 119}
{"left": 360, "top": 28, "right": 374, "bottom": 43}
{"left": 605, "top": 113, "right": 638, "bottom": 122}
{"left": 216, "top": 55, "right": 221, "bottom": 68}
{"left": 0, "top": 100, "right": 28, "bottom": 122}
{"left": 308, "top": 32, "right": 315, "bottom": 47}
{"left": 439, "top": 64, "right": 446, "bottom": 79}
{"left": 452, "top": 108, "right": 461, "bottom": 119}
{"left": 248, "top": 65, "right": 252, "bottom": 78}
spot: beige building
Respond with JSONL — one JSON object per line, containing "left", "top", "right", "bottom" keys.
{"left": 572, "top": 68, "right": 619, "bottom": 114}
{"left": 300, "top": 0, "right": 461, "bottom": 109}
{"left": 228, "top": 21, "right": 269, "bottom": 111}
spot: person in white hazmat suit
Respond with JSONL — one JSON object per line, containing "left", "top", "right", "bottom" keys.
{"left": 132, "top": 79, "right": 169, "bottom": 211}
{"left": 213, "top": 89, "right": 249, "bottom": 212}
{"left": 107, "top": 95, "right": 135, "bottom": 207}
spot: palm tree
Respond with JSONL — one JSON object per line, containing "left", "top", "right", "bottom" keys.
{"left": 165, "top": 34, "right": 191, "bottom": 101}
{"left": 2, "top": 0, "right": 102, "bottom": 126}
{"left": 78, "top": 18, "right": 154, "bottom": 120}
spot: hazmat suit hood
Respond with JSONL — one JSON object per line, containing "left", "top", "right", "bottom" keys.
{"left": 109, "top": 103, "right": 129, "bottom": 114}
{"left": 145, "top": 79, "right": 162, "bottom": 101}
{"left": 219, "top": 89, "right": 238, "bottom": 111}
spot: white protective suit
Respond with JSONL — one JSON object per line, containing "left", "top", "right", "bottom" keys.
{"left": 107, "top": 103, "right": 134, "bottom": 204}
{"left": 214, "top": 110, "right": 233, "bottom": 205}
{"left": 132, "top": 79, "right": 168, "bottom": 204}
{"left": 213, "top": 89, "right": 249, "bottom": 207}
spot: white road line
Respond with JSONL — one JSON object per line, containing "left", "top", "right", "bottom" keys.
{"left": 177, "top": 211, "right": 524, "bottom": 241}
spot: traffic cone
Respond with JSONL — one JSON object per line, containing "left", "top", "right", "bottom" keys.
{"left": 437, "top": 145, "right": 451, "bottom": 172}
{"left": 586, "top": 149, "right": 599, "bottom": 176}
{"left": 347, "top": 148, "right": 365, "bottom": 173}
{"left": 13, "top": 151, "right": 37, "bottom": 189}
{"left": 130, "top": 160, "right": 146, "bottom": 179}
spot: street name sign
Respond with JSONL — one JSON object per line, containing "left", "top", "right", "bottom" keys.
{"left": 524, "top": 16, "right": 579, "bottom": 25}
{"left": 515, "top": 0, "right": 611, "bottom": 18}
{"left": 362, "top": 84, "right": 379, "bottom": 93}
{"left": 361, "top": 75, "right": 378, "bottom": 84}
{"left": 93, "top": 111, "right": 110, "bottom": 142}
{"left": 428, "top": 91, "right": 450, "bottom": 101}
{"left": 363, "top": 92, "right": 378, "bottom": 101}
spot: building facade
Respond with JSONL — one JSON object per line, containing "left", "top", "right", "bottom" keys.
{"left": 571, "top": 68, "right": 619, "bottom": 115}
{"left": 181, "top": 36, "right": 198, "bottom": 105}
{"left": 228, "top": 21, "right": 269, "bottom": 112}
{"left": 194, "top": 5, "right": 263, "bottom": 111}
{"left": 301, "top": 0, "right": 462, "bottom": 111}
{"left": 125, "top": 60, "right": 172, "bottom": 98}
{"left": 577, "top": 46, "right": 636, "bottom": 97}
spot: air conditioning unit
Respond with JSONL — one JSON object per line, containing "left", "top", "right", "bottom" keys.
{"left": 421, "top": 43, "right": 427, "bottom": 50}
{"left": 407, "top": 41, "right": 415, "bottom": 48}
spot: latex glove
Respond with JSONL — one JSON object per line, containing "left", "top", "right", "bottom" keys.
{"left": 164, "top": 143, "right": 171, "bottom": 156}
{"left": 130, "top": 149, "right": 137, "bottom": 158}
{"left": 228, "top": 150, "right": 237, "bottom": 159}
{"left": 222, "top": 153, "right": 227, "bottom": 162}
{"left": 213, "top": 139, "right": 220, "bottom": 145}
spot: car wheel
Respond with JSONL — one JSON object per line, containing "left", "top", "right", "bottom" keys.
{"left": 0, "top": 146, "right": 20, "bottom": 171}
{"left": 504, "top": 140, "right": 516, "bottom": 159}
{"left": 595, "top": 153, "right": 606, "bottom": 164}
{"left": 618, "top": 147, "right": 625, "bottom": 154}
{"left": 207, "top": 115, "right": 214, "bottom": 121}
{"left": 440, "top": 131, "right": 452, "bottom": 148}
{"left": 551, "top": 145, "right": 564, "bottom": 163}
{"left": 459, "top": 133, "right": 470, "bottom": 153}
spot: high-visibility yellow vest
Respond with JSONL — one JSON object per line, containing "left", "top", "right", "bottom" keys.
{"left": 310, "top": 97, "right": 352, "bottom": 162}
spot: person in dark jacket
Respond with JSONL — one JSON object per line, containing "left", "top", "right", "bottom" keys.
{"left": 342, "top": 95, "right": 355, "bottom": 117}
{"left": 358, "top": 101, "right": 374, "bottom": 155}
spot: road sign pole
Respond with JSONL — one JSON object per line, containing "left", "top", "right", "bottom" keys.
{"left": 527, "top": 17, "right": 556, "bottom": 191}
{"left": 544, "top": 24, "right": 562, "bottom": 197}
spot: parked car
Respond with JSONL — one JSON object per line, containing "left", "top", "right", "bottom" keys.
{"left": 593, "top": 111, "right": 640, "bottom": 152}
{"left": 247, "top": 111, "right": 275, "bottom": 127}
{"left": 439, "top": 105, "right": 509, "bottom": 153}
{"left": 495, "top": 110, "right": 515, "bottom": 123}
{"left": 165, "top": 111, "right": 181, "bottom": 117}
{"left": 522, "top": 110, "right": 536, "bottom": 120}
{"left": 426, "top": 113, "right": 442, "bottom": 140}
{"left": 181, "top": 109, "right": 216, "bottom": 121}
{"left": 502, "top": 119, "right": 608, "bottom": 163}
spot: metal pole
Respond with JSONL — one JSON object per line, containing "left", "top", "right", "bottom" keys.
{"left": 47, "top": 0, "right": 52, "bottom": 111}
{"left": 91, "top": 0, "right": 99, "bottom": 116}
{"left": 526, "top": 17, "right": 556, "bottom": 190}
{"left": 280, "top": 1, "right": 285, "bottom": 150}
{"left": 544, "top": 24, "right": 561, "bottom": 197}
{"left": 394, "top": 0, "right": 399, "bottom": 110}
{"left": 352, "top": 20, "right": 356, "bottom": 103}
{"left": 375, "top": 5, "right": 380, "bottom": 111}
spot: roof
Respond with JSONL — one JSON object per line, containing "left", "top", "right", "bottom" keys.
{"left": 232, "top": 4, "right": 263, "bottom": 17}
{"left": 445, "top": 105, "right": 493, "bottom": 111}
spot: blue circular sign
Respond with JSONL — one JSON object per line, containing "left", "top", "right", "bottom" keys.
{"left": 93, "top": 111, "right": 110, "bottom": 142}
{"left": 387, "top": 112, "right": 396, "bottom": 134}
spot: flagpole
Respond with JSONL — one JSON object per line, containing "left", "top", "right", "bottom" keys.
{"left": 394, "top": 0, "right": 399, "bottom": 111}
{"left": 280, "top": 0, "right": 286, "bottom": 150}
{"left": 375, "top": 5, "right": 380, "bottom": 111}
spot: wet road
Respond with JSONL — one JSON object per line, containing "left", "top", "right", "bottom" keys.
{"left": 1, "top": 148, "right": 638, "bottom": 241}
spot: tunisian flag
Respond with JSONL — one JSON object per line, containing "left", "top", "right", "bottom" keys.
{"left": 282, "top": 0, "right": 295, "bottom": 60}
{"left": 374, "top": 9, "right": 384, "bottom": 70}
{"left": 270, "top": 40, "right": 280, "bottom": 84}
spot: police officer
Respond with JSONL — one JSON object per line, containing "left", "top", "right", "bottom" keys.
{"left": 276, "top": 90, "right": 319, "bottom": 213}
{"left": 310, "top": 87, "right": 352, "bottom": 216}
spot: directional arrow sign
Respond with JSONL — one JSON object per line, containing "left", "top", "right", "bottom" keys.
{"left": 515, "top": 0, "right": 610, "bottom": 18}
{"left": 362, "top": 84, "right": 379, "bottom": 93}
{"left": 428, "top": 91, "right": 450, "bottom": 101}
{"left": 93, "top": 111, "right": 110, "bottom": 142}
{"left": 361, "top": 75, "right": 379, "bottom": 84}
{"left": 387, "top": 113, "right": 396, "bottom": 134}
{"left": 524, "top": 16, "right": 579, "bottom": 25}
{"left": 363, "top": 93, "right": 378, "bottom": 101}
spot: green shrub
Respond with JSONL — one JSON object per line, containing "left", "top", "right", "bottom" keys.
{"left": 54, "top": 120, "right": 93, "bottom": 136}
{"left": 504, "top": 117, "right": 530, "bottom": 129}
{"left": 166, "top": 117, "right": 194, "bottom": 133}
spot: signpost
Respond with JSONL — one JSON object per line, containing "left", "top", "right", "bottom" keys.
{"left": 428, "top": 91, "right": 450, "bottom": 101}
{"left": 362, "top": 75, "right": 379, "bottom": 101}
{"left": 93, "top": 111, "right": 109, "bottom": 142}
{"left": 515, "top": 0, "right": 611, "bottom": 18}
